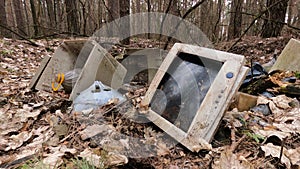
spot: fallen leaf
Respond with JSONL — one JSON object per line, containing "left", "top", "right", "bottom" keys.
{"left": 43, "top": 145, "right": 77, "bottom": 169}
{"left": 5, "top": 131, "right": 32, "bottom": 151}
{"left": 286, "top": 147, "right": 300, "bottom": 166}
{"left": 271, "top": 95, "right": 293, "bottom": 109}
{"left": 252, "top": 129, "right": 290, "bottom": 141}
{"left": 273, "top": 121, "right": 300, "bottom": 134}
{"left": 106, "top": 152, "right": 128, "bottom": 166}
{"left": 53, "top": 124, "right": 69, "bottom": 137}
{"left": 213, "top": 150, "right": 253, "bottom": 169}
{"left": 79, "top": 148, "right": 106, "bottom": 168}
{"left": 43, "top": 151, "right": 64, "bottom": 169}
{"left": 156, "top": 142, "right": 170, "bottom": 156}
{"left": 28, "top": 101, "right": 44, "bottom": 108}
{"left": 16, "top": 108, "right": 41, "bottom": 122}
{"left": 79, "top": 124, "right": 114, "bottom": 140}
{"left": 256, "top": 96, "right": 284, "bottom": 115}
{"left": 261, "top": 143, "right": 290, "bottom": 169}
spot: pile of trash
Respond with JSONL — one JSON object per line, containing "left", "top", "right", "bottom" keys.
{"left": 1, "top": 36, "right": 300, "bottom": 168}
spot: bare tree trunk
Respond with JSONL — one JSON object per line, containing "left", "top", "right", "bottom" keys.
{"left": 53, "top": 0, "right": 57, "bottom": 26}
{"left": 164, "top": 0, "right": 180, "bottom": 16}
{"left": 200, "top": 1, "right": 208, "bottom": 31}
{"left": 98, "top": 0, "right": 103, "bottom": 28}
{"left": 6, "top": 0, "right": 15, "bottom": 38}
{"left": 213, "top": 0, "right": 222, "bottom": 42}
{"left": 79, "top": 0, "right": 87, "bottom": 35}
{"left": 23, "top": 0, "right": 31, "bottom": 37}
{"left": 0, "top": 0, "right": 11, "bottom": 37}
{"left": 147, "top": 0, "right": 151, "bottom": 39}
{"left": 107, "top": 0, "right": 119, "bottom": 36}
{"left": 45, "top": 0, "right": 55, "bottom": 31}
{"left": 120, "top": 0, "right": 130, "bottom": 44}
{"left": 65, "top": 0, "right": 80, "bottom": 35}
{"left": 261, "top": 0, "right": 289, "bottom": 38}
{"left": 136, "top": 0, "right": 140, "bottom": 13}
{"left": 30, "top": 0, "right": 38, "bottom": 36}
{"left": 55, "top": 0, "right": 64, "bottom": 31}
{"left": 158, "top": 0, "right": 162, "bottom": 12}
{"left": 13, "top": 0, "right": 26, "bottom": 36}
{"left": 295, "top": 2, "right": 300, "bottom": 27}
{"left": 228, "top": 0, "right": 243, "bottom": 40}
{"left": 287, "top": 0, "right": 294, "bottom": 25}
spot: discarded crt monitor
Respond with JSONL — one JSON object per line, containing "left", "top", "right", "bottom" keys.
{"left": 29, "top": 39, "right": 127, "bottom": 100}
{"left": 141, "top": 43, "right": 248, "bottom": 152}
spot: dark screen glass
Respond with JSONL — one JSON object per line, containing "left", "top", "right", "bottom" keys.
{"left": 151, "top": 52, "right": 222, "bottom": 132}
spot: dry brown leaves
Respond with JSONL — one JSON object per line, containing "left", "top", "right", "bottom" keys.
{"left": 223, "top": 94, "right": 300, "bottom": 169}
{"left": 1, "top": 37, "right": 300, "bottom": 169}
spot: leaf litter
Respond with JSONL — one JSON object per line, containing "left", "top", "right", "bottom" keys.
{"left": 0, "top": 36, "right": 300, "bottom": 168}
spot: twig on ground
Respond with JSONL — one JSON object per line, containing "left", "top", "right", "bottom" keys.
{"left": 230, "top": 135, "right": 247, "bottom": 152}
{"left": 278, "top": 137, "right": 286, "bottom": 165}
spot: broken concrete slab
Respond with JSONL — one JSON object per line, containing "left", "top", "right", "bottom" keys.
{"left": 270, "top": 38, "right": 300, "bottom": 72}
{"left": 141, "top": 43, "right": 248, "bottom": 152}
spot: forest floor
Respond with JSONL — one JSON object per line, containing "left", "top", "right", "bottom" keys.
{"left": 0, "top": 35, "right": 300, "bottom": 169}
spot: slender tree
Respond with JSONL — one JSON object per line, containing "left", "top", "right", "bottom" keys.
{"left": 200, "top": 1, "right": 208, "bottom": 34}
{"left": 119, "top": 0, "right": 130, "bottom": 44}
{"left": 30, "top": 0, "right": 38, "bottom": 36}
{"left": 147, "top": 0, "right": 150, "bottom": 39}
{"left": 0, "top": 0, "right": 11, "bottom": 37}
{"left": 65, "top": 0, "right": 80, "bottom": 35}
{"left": 79, "top": 0, "right": 87, "bottom": 35}
{"left": 13, "top": 0, "right": 26, "bottom": 36}
{"left": 106, "top": 0, "right": 119, "bottom": 37}
{"left": 261, "top": 0, "right": 289, "bottom": 38}
{"left": 213, "top": 0, "right": 223, "bottom": 42}
{"left": 228, "top": 0, "right": 243, "bottom": 40}
{"left": 293, "top": 1, "right": 300, "bottom": 27}
{"left": 45, "top": 0, "right": 55, "bottom": 30}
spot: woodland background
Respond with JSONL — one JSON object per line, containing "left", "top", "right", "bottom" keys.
{"left": 0, "top": 0, "right": 299, "bottom": 42}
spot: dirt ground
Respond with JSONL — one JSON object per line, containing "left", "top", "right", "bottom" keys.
{"left": 1, "top": 35, "right": 300, "bottom": 169}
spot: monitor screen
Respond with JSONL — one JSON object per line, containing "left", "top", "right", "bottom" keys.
{"left": 150, "top": 52, "right": 223, "bottom": 132}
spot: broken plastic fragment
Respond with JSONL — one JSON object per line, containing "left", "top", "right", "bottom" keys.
{"left": 73, "top": 81, "right": 126, "bottom": 112}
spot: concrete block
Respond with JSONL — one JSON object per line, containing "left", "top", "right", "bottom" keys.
{"left": 236, "top": 92, "right": 258, "bottom": 111}
{"left": 270, "top": 38, "right": 300, "bottom": 72}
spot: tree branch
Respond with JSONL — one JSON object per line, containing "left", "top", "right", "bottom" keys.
{"left": 164, "top": 0, "right": 207, "bottom": 49}
{"left": 33, "top": 32, "right": 88, "bottom": 39}
{"left": 158, "top": 0, "right": 175, "bottom": 41}
{"left": 239, "top": 11, "right": 300, "bottom": 31}
{"left": 227, "top": 0, "right": 289, "bottom": 51}
{"left": 0, "top": 24, "right": 40, "bottom": 47}
{"left": 101, "top": 0, "right": 121, "bottom": 33}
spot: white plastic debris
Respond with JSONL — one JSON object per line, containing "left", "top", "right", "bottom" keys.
{"left": 73, "top": 81, "right": 126, "bottom": 112}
